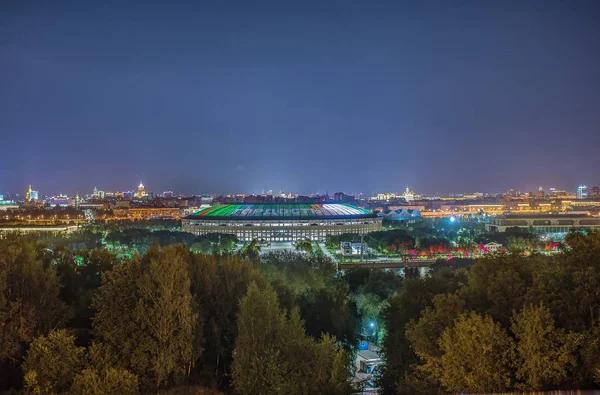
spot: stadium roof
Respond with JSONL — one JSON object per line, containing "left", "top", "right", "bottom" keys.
{"left": 186, "top": 203, "right": 376, "bottom": 220}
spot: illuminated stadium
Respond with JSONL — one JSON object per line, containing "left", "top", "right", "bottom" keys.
{"left": 182, "top": 203, "right": 382, "bottom": 241}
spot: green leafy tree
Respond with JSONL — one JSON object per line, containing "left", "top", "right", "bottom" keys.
{"left": 239, "top": 239, "right": 261, "bottom": 260}
{"left": 188, "top": 254, "right": 267, "bottom": 389}
{"left": 299, "top": 284, "right": 356, "bottom": 345}
{"left": 295, "top": 238, "right": 313, "bottom": 254}
{"left": 406, "top": 293, "right": 464, "bottom": 374}
{"left": 379, "top": 268, "right": 466, "bottom": 394}
{"left": 93, "top": 245, "right": 196, "bottom": 390}
{"left": 438, "top": 312, "right": 514, "bottom": 394}
{"left": 0, "top": 234, "right": 66, "bottom": 362}
{"left": 71, "top": 368, "right": 139, "bottom": 395}
{"left": 353, "top": 292, "right": 387, "bottom": 343}
{"left": 232, "top": 283, "right": 285, "bottom": 394}
{"left": 22, "top": 329, "right": 85, "bottom": 394}
{"left": 460, "top": 254, "right": 538, "bottom": 326}
{"left": 511, "top": 303, "right": 581, "bottom": 390}
{"left": 529, "top": 230, "right": 600, "bottom": 330}
{"left": 232, "top": 283, "right": 353, "bottom": 395}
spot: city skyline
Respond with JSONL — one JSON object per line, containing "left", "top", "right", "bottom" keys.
{"left": 2, "top": 1, "right": 600, "bottom": 195}
{"left": 1, "top": 178, "right": 597, "bottom": 199}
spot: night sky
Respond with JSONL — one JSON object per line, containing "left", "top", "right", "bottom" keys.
{"left": 1, "top": 1, "right": 599, "bottom": 196}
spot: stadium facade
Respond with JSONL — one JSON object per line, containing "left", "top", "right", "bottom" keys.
{"left": 182, "top": 203, "right": 382, "bottom": 241}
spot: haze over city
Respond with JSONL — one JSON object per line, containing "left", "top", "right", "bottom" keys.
{"left": 2, "top": 0, "right": 600, "bottom": 195}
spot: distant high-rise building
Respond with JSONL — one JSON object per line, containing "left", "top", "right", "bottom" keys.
{"left": 25, "top": 185, "right": 39, "bottom": 201}
{"left": 136, "top": 182, "right": 146, "bottom": 198}
{"left": 93, "top": 186, "right": 99, "bottom": 197}
{"left": 0, "top": 194, "right": 3, "bottom": 201}
{"left": 577, "top": 185, "right": 588, "bottom": 199}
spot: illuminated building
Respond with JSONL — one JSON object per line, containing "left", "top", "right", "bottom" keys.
{"left": 182, "top": 203, "right": 382, "bottom": 242}
{"left": 45, "top": 195, "right": 74, "bottom": 207}
{"left": 0, "top": 225, "right": 78, "bottom": 236}
{"left": 112, "top": 207, "right": 180, "bottom": 219}
{"left": 549, "top": 188, "right": 571, "bottom": 198}
{"left": 379, "top": 208, "right": 421, "bottom": 222}
{"left": 340, "top": 241, "right": 367, "bottom": 256}
{"left": 483, "top": 242, "right": 503, "bottom": 253}
{"left": 577, "top": 185, "right": 588, "bottom": 199}
{"left": 375, "top": 192, "right": 394, "bottom": 201}
{"left": 25, "top": 185, "right": 39, "bottom": 201}
{"left": 399, "top": 187, "right": 422, "bottom": 202}
{"left": 135, "top": 182, "right": 147, "bottom": 198}
{"left": 0, "top": 200, "right": 18, "bottom": 210}
{"left": 486, "top": 213, "right": 600, "bottom": 233}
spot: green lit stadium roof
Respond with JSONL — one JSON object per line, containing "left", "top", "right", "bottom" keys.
{"left": 186, "top": 203, "right": 375, "bottom": 220}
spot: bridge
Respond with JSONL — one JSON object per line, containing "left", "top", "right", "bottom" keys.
{"left": 337, "top": 258, "right": 437, "bottom": 270}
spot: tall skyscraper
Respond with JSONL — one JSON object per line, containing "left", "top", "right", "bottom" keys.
{"left": 577, "top": 185, "right": 588, "bottom": 199}
{"left": 136, "top": 182, "right": 146, "bottom": 198}
{"left": 25, "top": 185, "right": 39, "bottom": 201}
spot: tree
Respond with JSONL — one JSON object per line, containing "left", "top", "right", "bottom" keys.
{"left": 135, "top": 245, "right": 196, "bottom": 385}
{"left": 511, "top": 303, "right": 581, "bottom": 390}
{"left": 353, "top": 292, "right": 387, "bottom": 342}
{"left": 438, "top": 312, "right": 514, "bottom": 394}
{"left": 295, "top": 238, "right": 313, "bottom": 254}
{"left": 0, "top": 234, "right": 66, "bottom": 392}
{"left": 360, "top": 270, "right": 402, "bottom": 300}
{"left": 188, "top": 254, "right": 267, "bottom": 389}
{"left": 22, "top": 329, "right": 85, "bottom": 394}
{"left": 232, "top": 283, "right": 285, "bottom": 394}
{"left": 378, "top": 268, "right": 466, "bottom": 394}
{"left": 459, "top": 254, "right": 538, "bottom": 326}
{"left": 232, "top": 283, "right": 353, "bottom": 395}
{"left": 406, "top": 293, "right": 464, "bottom": 370}
{"left": 92, "top": 245, "right": 196, "bottom": 390}
{"left": 239, "top": 239, "right": 261, "bottom": 260}
{"left": 299, "top": 285, "right": 356, "bottom": 345}
{"left": 527, "top": 230, "right": 600, "bottom": 331}
{"left": 71, "top": 368, "right": 139, "bottom": 395}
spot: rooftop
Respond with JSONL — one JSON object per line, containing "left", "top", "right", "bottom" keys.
{"left": 186, "top": 203, "right": 376, "bottom": 220}
{"left": 499, "top": 213, "right": 592, "bottom": 219}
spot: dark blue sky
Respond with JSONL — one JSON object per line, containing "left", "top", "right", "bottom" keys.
{"left": 1, "top": 0, "right": 599, "bottom": 196}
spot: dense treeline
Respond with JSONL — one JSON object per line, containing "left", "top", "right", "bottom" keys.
{"left": 0, "top": 234, "right": 356, "bottom": 394}
{"left": 2, "top": 229, "right": 600, "bottom": 394}
{"left": 326, "top": 220, "right": 543, "bottom": 256}
{"left": 37, "top": 227, "right": 237, "bottom": 256}
{"left": 379, "top": 230, "right": 600, "bottom": 394}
